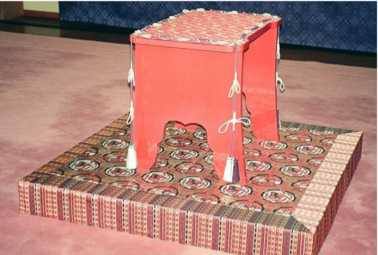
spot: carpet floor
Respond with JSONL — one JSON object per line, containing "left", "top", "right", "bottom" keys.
{"left": 0, "top": 31, "right": 376, "bottom": 255}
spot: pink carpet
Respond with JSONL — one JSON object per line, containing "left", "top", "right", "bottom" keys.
{"left": 0, "top": 31, "right": 376, "bottom": 254}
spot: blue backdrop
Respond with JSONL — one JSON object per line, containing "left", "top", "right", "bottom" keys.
{"left": 59, "top": 2, "right": 377, "bottom": 53}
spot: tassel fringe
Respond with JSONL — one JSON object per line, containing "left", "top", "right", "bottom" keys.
{"left": 128, "top": 63, "right": 135, "bottom": 85}
{"left": 126, "top": 144, "right": 138, "bottom": 169}
{"left": 223, "top": 157, "right": 240, "bottom": 182}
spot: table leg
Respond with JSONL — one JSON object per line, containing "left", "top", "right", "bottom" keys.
{"left": 133, "top": 43, "right": 247, "bottom": 182}
{"left": 133, "top": 111, "right": 167, "bottom": 171}
{"left": 243, "top": 26, "right": 280, "bottom": 141}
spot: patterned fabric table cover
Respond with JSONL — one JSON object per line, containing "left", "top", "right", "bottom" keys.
{"left": 132, "top": 10, "right": 281, "bottom": 47}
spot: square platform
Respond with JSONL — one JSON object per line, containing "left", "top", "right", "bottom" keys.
{"left": 18, "top": 113, "right": 362, "bottom": 255}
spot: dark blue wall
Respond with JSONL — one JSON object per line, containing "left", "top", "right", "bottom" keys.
{"left": 59, "top": 2, "right": 377, "bottom": 53}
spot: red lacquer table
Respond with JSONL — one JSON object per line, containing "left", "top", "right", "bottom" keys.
{"left": 131, "top": 10, "right": 282, "bottom": 183}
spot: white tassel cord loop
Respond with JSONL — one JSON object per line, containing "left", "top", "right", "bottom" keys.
{"left": 126, "top": 101, "right": 134, "bottom": 125}
{"left": 127, "top": 39, "right": 135, "bottom": 126}
{"left": 276, "top": 73, "right": 285, "bottom": 93}
{"left": 126, "top": 37, "right": 137, "bottom": 171}
{"left": 276, "top": 33, "right": 285, "bottom": 93}
{"left": 228, "top": 71, "right": 241, "bottom": 98}
{"left": 128, "top": 36, "right": 136, "bottom": 87}
{"left": 221, "top": 44, "right": 243, "bottom": 183}
{"left": 218, "top": 112, "right": 251, "bottom": 134}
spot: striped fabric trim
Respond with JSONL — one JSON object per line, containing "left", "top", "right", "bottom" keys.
{"left": 292, "top": 131, "right": 363, "bottom": 254}
{"left": 280, "top": 121, "right": 354, "bottom": 134}
{"left": 19, "top": 174, "right": 312, "bottom": 254}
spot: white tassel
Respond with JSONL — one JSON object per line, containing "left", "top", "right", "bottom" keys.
{"left": 222, "top": 44, "right": 242, "bottom": 184}
{"left": 223, "top": 157, "right": 240, "bottom": 182}
{"left": 223, "top": 157, "right": 234, "bottom": 182}
{"left": 126, "top": 144, "right": 138, "bottom": 169}
{"left": 128, "top": 63, "right": 135, "bottom": 85}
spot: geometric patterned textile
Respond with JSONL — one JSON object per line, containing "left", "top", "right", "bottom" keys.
{"left": 19, "top": 113, "right": 363, "bottom": 255}
{"left": 59, "top": 1, "right": 377, "bottom": 53}
{"left": 132, "top": 10, "right": 281, "bottom": 47}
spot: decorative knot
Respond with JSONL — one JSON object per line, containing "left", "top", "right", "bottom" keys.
{"left": 126, "top": 101, "right": 134, "bottom": 125}
{"left": 276, "top": 73, "right": 285, "bottom": 93}
{"left": 218, "top": 112, "right": 251, "bottom": 134}
{"left": 228, "top": 71, "right": 241, "bottom": 98}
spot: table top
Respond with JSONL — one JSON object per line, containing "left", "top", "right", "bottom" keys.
{"left": 131, "top": 9, "right": 281, "bottom": 48}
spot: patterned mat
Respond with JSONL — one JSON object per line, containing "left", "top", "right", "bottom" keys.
{"left": 24, "top": 113, "right": 352, "bottom": 215}
{"left": 19, "top": 113, "right": 362, "bottom": 255}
